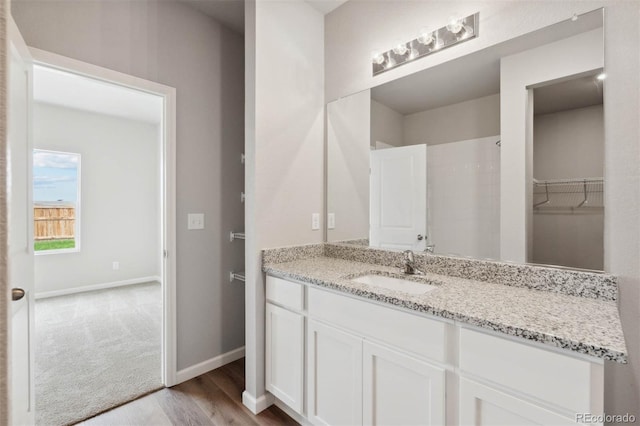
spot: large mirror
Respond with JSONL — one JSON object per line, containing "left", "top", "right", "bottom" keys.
{"left": 326, "top": 8, "right": 605, "bottom": 271}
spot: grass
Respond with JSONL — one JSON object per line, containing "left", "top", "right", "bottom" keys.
{"left": 35, "top": 239, "right": 75, "bottom": 251}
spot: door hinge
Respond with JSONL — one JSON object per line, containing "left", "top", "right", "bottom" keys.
{"left": 164, "top": 249, "right": 168, "bottom": 258}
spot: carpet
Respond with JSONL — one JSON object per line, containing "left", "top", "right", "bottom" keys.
{"left": 35, "top": 282, "right": 163, "bottom": 426}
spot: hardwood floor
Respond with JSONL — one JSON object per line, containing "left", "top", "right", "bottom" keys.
{"left": 77, "top": 358, "right": 298, "bottom": 426}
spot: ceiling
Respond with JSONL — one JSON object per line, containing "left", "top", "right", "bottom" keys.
{"left": 177, "top": 0, "right": 348, "bottom": 34}
{"left": 371, "top": 9, "right": 603, "bottom": 116}
{"left": 33, "top": 65, "right": 163, "bottom": 124}
{"left": 534, "top": 74, "right": 603, "bottom": 115}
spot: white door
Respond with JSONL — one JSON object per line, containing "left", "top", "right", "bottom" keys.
{"left": 265, "top": 303, "right": 304, "bottom": 415}
{"left": 363, "top": 341, "right": 445, "bottom": 426}
{"left": 7, "top": 17, "right": 35, "bottom": 426}
{"left": 307, "top": 320, "right": 362, "bottom": 426}
{"left": 370, "top": 144, "right": 427, "bottom": 251}
{"left": 459, "top": 378, "right": 579, "bottom": 426}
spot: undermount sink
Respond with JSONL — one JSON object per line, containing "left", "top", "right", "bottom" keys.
{"left": 351, "top": 273, "right": 440, "bottom": 295}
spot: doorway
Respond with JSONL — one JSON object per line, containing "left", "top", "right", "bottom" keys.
{"left": 15, "top": 43, "right": 177, "bottom": 425}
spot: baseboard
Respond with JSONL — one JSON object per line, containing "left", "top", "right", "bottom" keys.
{"left": 242, "top": 390, "right": 275, "bottom": 414}
{"left": 273, "top": 397, "right": 311, "bottom": 425}
{"left": 35, "top": 276, "right": 162, "bottom": 299}
{"left": 175, "top": 346, "right": 245, "bottom": 385}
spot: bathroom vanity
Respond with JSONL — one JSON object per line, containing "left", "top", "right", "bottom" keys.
{"left": 262, "top": 244, "right": 626, "bottom": 426}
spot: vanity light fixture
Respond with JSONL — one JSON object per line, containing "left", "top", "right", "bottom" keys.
{"left": 372, "top": 12, "right": 479, "bottom": 76}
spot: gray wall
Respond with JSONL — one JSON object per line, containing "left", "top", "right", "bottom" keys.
{"left": 370, "top": 99, "right": 403, "bottom": 147}
{"left": 33, "top": 103, "right": 161, "bottom": 295}
{"left": 403, "top": 94, "right": 500, "bottom": 146}
{"left": 327, "top": 90, "right": 370, "bottom": 242}
{"left": 326, "top": 0, "right": 640, "bottom": 418}
{"left": 12, "top": 0, "right": 246, "bottom": 371}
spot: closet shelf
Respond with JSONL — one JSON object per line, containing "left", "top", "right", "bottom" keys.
{"left": 230, "top": 231, "right": 246, "bottom": 242}
{"left": 533, "top": 177, "right": 603, "bottom": 210}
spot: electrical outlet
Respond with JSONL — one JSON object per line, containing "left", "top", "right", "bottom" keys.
{"left": 188, "top": 213, "right": 205, "bottom": 230}
{"left": 312, "top": 213, "right": 320, "bottom": 230}
{"left": 112, "top": 261, "right": 120, "bottom": 270}
{"left": 328, "top": 213, "right": 335, "bottom": 229}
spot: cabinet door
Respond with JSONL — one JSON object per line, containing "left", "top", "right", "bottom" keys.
{"left": 308, "top": 320, "right": 363, "bottom": 426}
{"left": 266, "top": 303, "right": 304, "bottom": 414}
{"left": 363, "top": 341, "right": 445, "bottom": 426}
{"left": 459, "top": 378, "right": 580, "bottom": 426}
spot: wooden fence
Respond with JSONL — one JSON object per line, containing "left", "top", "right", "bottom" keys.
{"left": 34, "top": 205, "right": 75, "bottom": 241}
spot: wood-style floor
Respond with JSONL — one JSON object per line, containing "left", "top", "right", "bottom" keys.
{"left": 77, "top": 358, "right": 298, "bottom": 426}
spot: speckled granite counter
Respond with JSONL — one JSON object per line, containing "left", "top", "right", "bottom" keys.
{"left": 263, "top": 248, "right": 627, "bottom": 363}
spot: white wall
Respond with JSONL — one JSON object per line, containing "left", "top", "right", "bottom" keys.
{"left": 245, "top": 0, "right": 324, "bottom": 411}
{"left": 12, "top": 0, "right": 247, "bottom": 371}
{"left": 33, "top": 103, "right": 160, "bottom": 295}
{"left": 326, "top": 1, "right": 640, "bottom": 415}
{"left": 532, "top": 104, "right": 604, "bottom": 270}
{"left": 327, "top": 90, "right": 370, "bottom": 242}
{"left": 404, "top": 94, "right": 500, "bottom": 146}
{"left": 370, "top": 99, "right": 403, "bottom": 147}
{"left": 427, "top": 136, "right": 500, "bottom": 259}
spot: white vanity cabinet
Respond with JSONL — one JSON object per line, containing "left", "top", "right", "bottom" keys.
{"left": 458, "top": 327, "right": 603, "bottom": 426}
{"left": 265, "top": 274, "right": 605, "bottom": 426}
{"left": 459, "top": 378, "right": 577, "bottom": 426}
{"left": 265, "top": 276, "right": 305, "bottom": 414}
{"left": 307, "top": 319, "right": 363, "bottom": 426}
{"left": 362, "top": 340, "right": 445, "bottom": 426}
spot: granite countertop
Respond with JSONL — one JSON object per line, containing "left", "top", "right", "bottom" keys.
{"left": 264, "top": 256, "right": 627, "bottom": 363}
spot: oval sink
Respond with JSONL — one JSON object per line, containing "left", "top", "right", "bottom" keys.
{"left": 351, "top": 274, "right": 439, "bottom": 295}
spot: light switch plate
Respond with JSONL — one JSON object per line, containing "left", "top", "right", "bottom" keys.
{"left": 312, "top": 213, "right": 320, "bottom": 230}
{"left": 328, "top": 213, "right": 335, "bottom": 229}
{"left": 188, "top": 213, "right": 205, "bottom": 230}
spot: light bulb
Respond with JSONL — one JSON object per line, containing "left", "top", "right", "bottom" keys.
{"left": 392, "top": 41, "right": 408, "bottom": 56}
{"left": 446, "top": 16, "right": 464, "bottom": 34}
{"left": 596, "top": 73, "right": 606, "bottom": 80}
{"left": 417, "top": 28, "right": 434, "bottom": 46}
{"left": 372, "top": 50, "right": 385, "bottom": 65}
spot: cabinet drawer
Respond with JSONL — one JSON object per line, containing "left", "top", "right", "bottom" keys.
{"left": 459, "top": 327, "right": 603, "bottom": 414}
{"left": 308, "top": 287, "right": 447, "bottom": 363}
{"left": 266, "top": 275, "right": 305, "bottom": 311}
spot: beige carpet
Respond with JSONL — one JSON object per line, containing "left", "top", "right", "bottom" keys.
{"left": 35, "top": 282, "right": 163, "bottom": 426}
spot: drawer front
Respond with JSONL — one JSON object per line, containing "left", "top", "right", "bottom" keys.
{"left": 308, "top": 287, "right": 447, "bottom": 363}
{"left": 266, "top": 275, "right": 305, "bottom": 311}
{"left": 459, "top": 327, "right": 602, "bottom": 413}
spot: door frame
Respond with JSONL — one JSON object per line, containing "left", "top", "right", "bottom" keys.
{"left": 28, "top": 47, "right": 178, "bottom": 386}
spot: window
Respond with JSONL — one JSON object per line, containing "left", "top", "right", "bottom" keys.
{"left": 33, "top": 149, "right": 81, "bottom": 253}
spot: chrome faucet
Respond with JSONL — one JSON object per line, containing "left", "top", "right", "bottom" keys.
{"left": 402, "top": 250, "right": 423, "bottom": 275}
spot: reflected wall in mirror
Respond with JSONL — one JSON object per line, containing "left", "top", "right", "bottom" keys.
{"left": 326, "top": 8, "right": 605, "bottom": 271}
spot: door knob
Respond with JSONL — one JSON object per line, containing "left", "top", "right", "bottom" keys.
{"left": 12, "top": 288, "right": 25, "bottom": 301}
{"left": 417, "top": 234, "right": 424, "bottom": 241}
